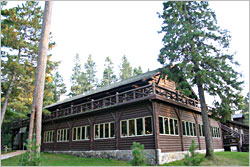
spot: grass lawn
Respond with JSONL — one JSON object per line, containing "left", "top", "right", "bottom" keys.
{"left": 162, "top": 151, "right": 249, "bottom": 166}
{"left": 1, "top": 152, "right": 131, "bottom": 166}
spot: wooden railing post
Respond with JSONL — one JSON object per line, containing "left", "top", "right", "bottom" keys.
{"left": 71, "top": 105, "right": 73, "bottom": 114}
{"left": 152, "top": 82, "right": 156, "bottom": 94}
{"left": 116, "top": 92, "right": 119, "bottom": 104}
{"left": 56, "top": 109, "right": 59, "bottom": 118}
{"left": 91, "top": 99, "right": 94, "bottom": 110}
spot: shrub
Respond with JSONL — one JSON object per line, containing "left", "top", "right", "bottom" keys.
{"left": 184, "top": 139, "right": 203, "bottom": 166}
{"left": 130, "top": 142, "right": 146, "bottom": 166}
{"left": 20, "top": 134, "right": 41, "bottom": 166}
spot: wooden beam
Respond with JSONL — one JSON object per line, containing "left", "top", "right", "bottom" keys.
{"left": 88, "top": 117, "right": 96, "bottom": 150}
{"left": 174, "top": 107, "right": 184, "bottom": 151}
{"left": 111, "top": 111, "right": 122, "bottom": 150}
{"left": 192, "top": 112, "right": 201, "bottom": 150}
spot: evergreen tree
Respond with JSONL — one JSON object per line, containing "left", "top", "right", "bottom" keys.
{"left": 158, "top": 1, "right": 243, "bottom": 157}
{"left": 119, "top": 55, "right": 132, "bottom": 80}
{"left": 100, "top": 56, "right": 117, "bottom": 87}
{"left": 69, "top": 54, "right": 86, "bottom": 96}
{"left": 242, "top": 93, "right": 249, "bottom": 125}
{"left": 84, "top": 54, "right": 98, "bottom": 91}
{"left": 133, "top": 66, "right": 143, "bottom": 76}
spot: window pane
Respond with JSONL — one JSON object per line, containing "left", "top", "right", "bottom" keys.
{"left": 57, "top": 130, "right": 60, "bottom": 141}
{"left": 129, "top": 119, "right": 135, "bottom": 136}
{"left": 218, "top": 128, "right": 220, "bottom": 137}
{"left": 136, "top": 118, "right": 143, "bottom": 135}
{"left": 190, "top": 122, "right": 193, "bottom": 136}
{"left": 61, "top": 130, "right": 64, "bottom": 141}
{"left": 186, "top": 122, "right": 190, "bottom": 136}
{"left": 182, "top": 121, "right": 186, "bottom": 135}
{"left": 47, "top": 132, "right": 50, "bottom": 142}
{"left": 202, "top": 125, "right": 204, "bottom": 136}
{"left": 82, "top": 127, "right": 85, "bottom": 140}
{"left": 121, "top": 121, "right": 127, "bottom": 137}
{"left": 100, "top": 124, "right": 104, "bottom": 138}
{"left": 67, "top": 129, "right": 69, "bottom": 141}
{"left": 193, "top": 123, "right": 196, "bottom": 136}
{"left": 73, "top": 128, "right": 76, "bottom": 140}
{"left": 110, "top": 123, "right": 115, "bottom": 137}
{"left": 86, "top": 126, "right": 90, "bottom": 139}
{"left": 145, "top": 117, "right": 152, "bottom": 134}
{"left": 51, "top": 131, "right": 54, "bottom": 142}
{"left": 105, "top": 123, "right": 109, "bottom": 138}
{"left": 95, "top": 124, "right": 99, "bottom": 138}
{"left": 164, "top": 118, "right": 169, "bottom": 134}
{"left": 159, "top": 117, "right": 164, "bottom": 134}
{"left": 77, "top": 127, "right": 81, "bottom": 140}
{"left": 170, "top": 119, "right": 174, "bottom": 135}
{"left": 174, "top": 120, "right": 179, "bottom": 135}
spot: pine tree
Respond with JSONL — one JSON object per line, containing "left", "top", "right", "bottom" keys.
{"left": 133, "top": 66, "right": 143, "bottom": 76}
{"left": 69, "top": 54, "right": 86, "bottom": 96}
{"left": 119, "top": 55, "right": 132, "bottom": 80}
{"left": 100, "top": 56, "right": 117, "bottom": 87}
{"left": 158, "top": 1, "right": 243, "bottom": 157}
{"left": 242, "top": 93, "right": 249, "bottom": 125}
{"left": 84, "top": 54, "right": 98, "bottom": 91}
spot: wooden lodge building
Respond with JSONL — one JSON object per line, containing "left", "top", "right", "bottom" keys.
{"left": 11, "top": 70, "right": 225, "bottom": 165}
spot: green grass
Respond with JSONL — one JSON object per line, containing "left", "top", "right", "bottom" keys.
{"left": 162, "top": 151, "right": 249, "bottom": 166}
{"left": 1, "top": 152, "right": 131, "bottom": 166}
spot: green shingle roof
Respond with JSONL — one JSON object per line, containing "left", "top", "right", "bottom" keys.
{"left": 44, "top": 69, "right": 159, "bottom": 109}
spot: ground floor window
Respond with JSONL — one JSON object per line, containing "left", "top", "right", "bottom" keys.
{"left": 72, "top": 125, "right": 90, "bottom": 141}
{"left": 94, "top": 122, "right": 115, "bottom": 139}
{"left": 199, "top": 124, "right": 205, "bottom": 136}
{"left": 159, "top": 116, "right": 179, "bottom": 136}
{"left": 212, "top": 127, "right": 220, "bottom": 138}
{"left": 57, "top": 128, "right": 69, "bottom": 142}
{"left": 120, "top": 116, "right": 152, "bottom": 137}
{"left": 44, "top": 130, "right": 54, "bottom": 143}
{"left": 182, "top": 120, "right": 196, "bottom": 137}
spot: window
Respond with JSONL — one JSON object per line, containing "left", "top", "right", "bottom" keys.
{"left": 211, "top": 127, "right": 220, "bottom": 138}
{"left": 94, "top": 121, "right": 115, "bottom": 139}
{"left": 44, "top": 130, "right": 54, "bottom": 143}
{"left": 158, "top": 116, "right": 179, "bottom": 136}
{"left": 57, "top": 128, "right": 69, "bottom": 142}
{"left": 136, "top": 118, "right": 143, "bottom": 135}
{"left": 145, "top": 117, "right": 152, "bottom": 135}
{"left": 120, "top": 116, "right": 152, "bottom": 137}
{"left": 72, "top": 125, "right": 90, "bottom": 141}
{"left": 182, "top": 121, "right": 186, "bottom": 136}
{"left": 199, "top": 124, "right": 204, "bottom": 136}
{"left": 129, "top": 119, "right": 135, "bottom": 136}
{"left": 182, "top": 121, "right": 196, "bottom": 137}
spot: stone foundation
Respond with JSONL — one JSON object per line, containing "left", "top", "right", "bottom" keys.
{"left": 47, "top": 149, "right": 156, "bottom": 165}
{"left": 158, "top": 148, "right": 224, "bottom": 164}
{"left": 47, "top": 148, "right": 224, "bottom": 165}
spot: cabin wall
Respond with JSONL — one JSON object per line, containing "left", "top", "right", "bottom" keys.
{"left": 42, "top": 101, "right": 155, "bottom": 152}
{"left": 156, "top": 102, "right": 223, "bottom": 153}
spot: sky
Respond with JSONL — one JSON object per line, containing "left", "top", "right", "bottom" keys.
{"left": 6, "top": 1, "right": 249, "bottom": 106}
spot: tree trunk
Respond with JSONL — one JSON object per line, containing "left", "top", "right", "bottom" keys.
{"left": 196, "top": 77, "right": 214, "bottom": 157}
{"left": 0, "top": 70, "right": 16, "bottom": 126}
{"left": 35, "top": 1, "right": 53, "bottom": 153}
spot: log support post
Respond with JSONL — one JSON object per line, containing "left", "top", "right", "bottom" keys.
{"left": 88, "top": 117, "right": 96, "bottom": 150}
{"left": 111, "top": 111, "right": 122, "bottom": 150}
{"left": 174, "top": 107, "right": 184, "bottom": 151}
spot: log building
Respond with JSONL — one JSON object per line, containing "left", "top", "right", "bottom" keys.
{"left": 11, "top": 70, "right": 224, "bottom": 164}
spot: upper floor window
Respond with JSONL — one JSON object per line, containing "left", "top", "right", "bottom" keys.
{"left": 44, "top": 130, "right": 54, "bottom": 143}
{"left": 159, "top": 116, "right": 179, "bottom": 136}
{"left": 120, "top": 116, "right": 152, "bottom": 137}
{"left": 57, "top": 128, "right": 69, "bottom": 142}
{"left": 72, "top": 125, "right": 90, "bottom": 141}
{"left": 94, "top": 121, "right": 114, "bottom": 139}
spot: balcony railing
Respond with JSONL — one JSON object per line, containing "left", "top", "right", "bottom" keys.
{"left": 13, "top": 83, "right": 201, "bottom": 127}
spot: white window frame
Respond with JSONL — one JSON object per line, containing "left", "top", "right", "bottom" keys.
{"left": 198, "top": 124, "right": 204, "bottom": 137}
{"left": 159, "top": 116, "right": 179, "bottom": 136}
{"left": 57, "top": 128, "right": 69, "bottom": 142}
{"left": 44, "top": 130, "right": 54, "bottom": 143}
{"left": 72, "top": 125, "right": 90, "bottom": 141}
{"left": 182, "top": 120, "right": 197, "bottom": 137}
{"left": 94, "top": 121, "right": 115, "bottom": 140}
{"left": 120, "top": 116, "right": 153, "bottom": 138}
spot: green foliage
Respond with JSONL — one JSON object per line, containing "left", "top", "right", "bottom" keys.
{"left": 130, "top": 142, "right": 146, "bottom": 166}
{"left": 100, "top": 56, "right": 117, "bottom": 87}
{"left": 20, "top": 135, "right": 41, "bottom": 166}
{"left": 119, "top": 55, "right": 132, "bottom": 80}
{"left": 84, "top": 54, "right": 98, "bottom": 91}
{"left": 158, "top": 1, "right": 244, "bottom": 122}
{"left": 133, "top": 66, "right": 143, "bottom": 76}
{"left": 242, "top": 93, "right": 249, "bottom": 125}
{"left": 184, "top": 140, "right": 203, "bottom": 166}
